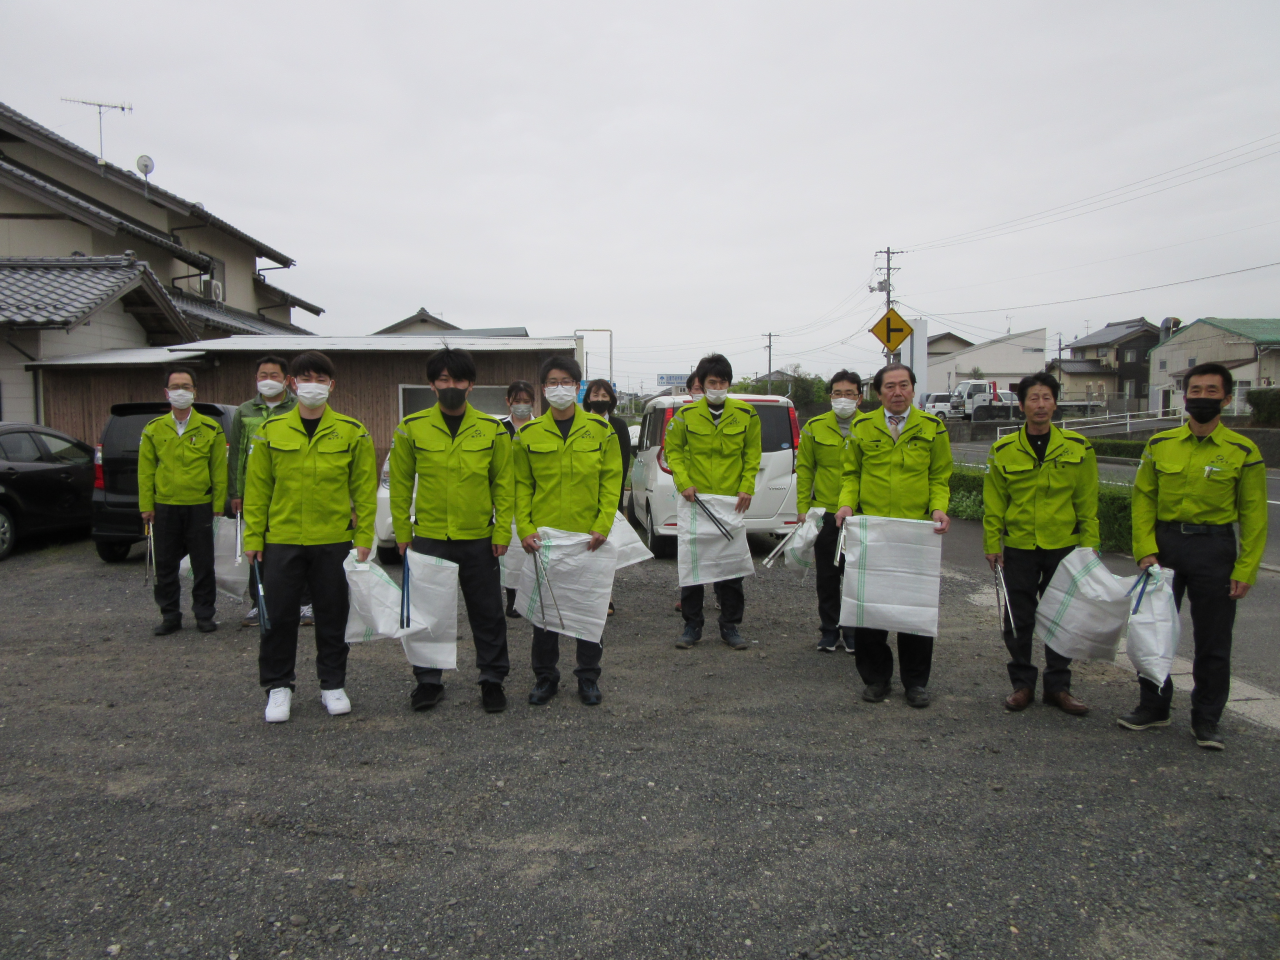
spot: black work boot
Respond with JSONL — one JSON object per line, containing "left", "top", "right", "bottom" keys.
{"left": 411, "top": 682, "right": 445, "bottom": 711}
{"left": 154, "top": 618, "right": 181, "bottom": 636}
{"left": 528, "top": 678, "right": 558, "bottom": 706}
{"left": 578, "top": 679, "right": 603, "bottom": 705}
{"left": 675, "top": 624, "right": 702, "bottom": 649}
{"left": 1116, "top": 705, "right": 1171, "bottom": 731}
{"left": 720, "top": 625, "right": 749, "bottom": 650}
{"left": 481, "top": 681, "right": 507, "bottom": 714}
{"left": 1192, "top": 719, "right": 1225, "bottom": 750}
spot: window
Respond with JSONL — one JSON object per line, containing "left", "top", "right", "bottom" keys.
{"left": 1174, "top": 378, "right": 1183, "bottom": 391}
{"left": 1071, "top": 349, "right": 1084, "bottom": 359}
{"left": 1097, "top": 348, "right": 1109, "bottom": 358}
{"left": 0, "top": 432, "right": 42, "bottom": 463}
{"left": 1141, "top": 383, "right": 1149, "bottom": 396}
{"left": 1158, "top": 360, "right": 1167, "bottom": 371}
{"left": 1125, "top": 349, "right": 1137, "bottom": 363}
{"left": 1125, "top": 380, "right": 1136, "bottom": 399}
{"left": 398, "top": 385, "right": 509, "bottom": 419}
{"left": 37, "top": 434, "right": 92, "bottom": 464}
{"left": 1187, "top": 358, "right": 1196, "bottom": 367}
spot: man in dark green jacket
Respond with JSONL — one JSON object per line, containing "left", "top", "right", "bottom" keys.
{"left": 226, "top": 355, "right": 297, "bottom": 628}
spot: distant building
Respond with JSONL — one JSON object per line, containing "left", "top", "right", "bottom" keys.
{"left": 927, "top": 328, "right": 1047, "bottom": 394}
{"left": 1148, "top": 317, "right": 1280, "bottom": 416}
{"left": 372, "top": 308, "right": 531, "bottom": 339}
{"left": 1045, "top": 318, "right": 1160, "bottom": 409}
{"left": 926, "top": 331, "right": 973, "bottom": 359}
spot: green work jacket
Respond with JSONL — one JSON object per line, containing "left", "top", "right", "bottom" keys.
{"left": 664, "top": 397, "right": 762, "bottom": 497}
{"left": 242, "top": 406, "right": 377, "bottom": 550}
{"left": 388, "top": 404, "right": 513, "bottom": 542}
{"left": 796, "top": 410, "right": 851, "bottom": 513}
{"left": 839, "top": 406, "right": 952, "bottom": 520}
{"left": 982, "top": 424, "right": 1099, "bottom": 554}
{"left": 513, "top": 408, "right": 623, "bottom": 541}
{"left": 227, "top": 392, "right": 297, "bottom": 501}
{"left": 1132, "top": 422, "right": 1269, "bottom": 583}
{"left": 137, "top": 410, "right": 228, "bottom": 512}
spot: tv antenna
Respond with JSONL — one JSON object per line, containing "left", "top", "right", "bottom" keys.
{"left": 61, "top": 98, "right": 132, "bottom": 167}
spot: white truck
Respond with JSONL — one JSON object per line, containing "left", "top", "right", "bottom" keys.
{"left": 949, "top": 380, "right": 1019, "bottom": 421}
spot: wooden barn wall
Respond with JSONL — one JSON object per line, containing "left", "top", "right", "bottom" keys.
{"left": 41, "top": 349, "right": 559, "bottom": 462}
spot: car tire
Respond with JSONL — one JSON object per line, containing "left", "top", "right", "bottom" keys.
{"left": 646, "top": 503, "right": 676, "bottom": 559}
{"left": 94, "top": 539, "right": 132, "bottom": 563}
{"left": 0, "top": 505, "right": 14, "bottom": 561}
{"left": 377, "top": 545, "right": 402, "bottom": 566}
{"left": 626, "top": 492, "right": 640, "bottom": 527}
{"left": 973, "top": 406, "right": 990, "bottom": 422}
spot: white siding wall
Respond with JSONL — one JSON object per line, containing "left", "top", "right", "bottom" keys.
{"left": 927, "top": 329, "right": 1047, "bottom": 393}
{"left": 0, "top": 329, "right": 39, "bottom": 423}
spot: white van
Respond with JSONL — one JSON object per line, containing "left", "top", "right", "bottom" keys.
{"left": 627, "top": 394, "right": 800, "bottom": 557}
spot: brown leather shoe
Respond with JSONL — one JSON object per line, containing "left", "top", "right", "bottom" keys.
{"left": 1044, "top": 690, "right": 1089, "bottom": 716}
{"left": 1004, "top": 687, "right": 1034, "bottom": 711}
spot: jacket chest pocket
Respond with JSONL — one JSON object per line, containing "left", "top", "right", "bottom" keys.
{"left": 460, "top": 436, "right": 494, "bottom": 477}
{"left": 1001, "top": 461, "right": 1035, "bottom": 488}
{"left": 571, "top": 437, "right": 604, "bottom": 477}
{"left": 859, "top": 437, "right": 891, "bottom": 463}
{"left": 1153, "top": 459, "right": 1186, "bottom": 495}
{"left": 902, "top": 436, "right": 932, "bottom": 467}
{"left": 1202, "top": 459, "right": 1241, "bottom": 486}
{"left": 414, "top": 437, "right": 451, "bottom": 474}
{"left": 524, "top": 442, "right": 560, "bottom": 483}
{"left": 718, "top": 420, "right": 747, "bottom": 452}
{"left": 814, "top": 435, "right": 844, "bottom": 469}
{"left": 179, "top": 431, "right": 213, "bottom": 465}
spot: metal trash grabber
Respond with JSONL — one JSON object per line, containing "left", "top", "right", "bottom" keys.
{"left": 833, "top": 518, "right": 849, "bottom": 566}
{"left": 762, "top": 521, "right": 803, "bottom": 570}
{"left": 994, "top": 564, "right": 1015, "bottom": 634}
{"left": 143, "top": 522, "right": 156, "bottom": 586}
{"left": 692, "top": 494, "right": 733, "bottom": 541}
{"left": 234, "top": 513, "right": 243, "bottom": 566}
{"left": 252, "top": 557, "right": 271, "bottom": 638}
{"left": 400, "top": 552, "right": 412, "bottom": 630}
{"left": 532, "top": 546, "right": 566, "bottom": 631}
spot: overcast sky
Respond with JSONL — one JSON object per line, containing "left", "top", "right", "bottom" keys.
{"left": 4, "top": 2, "right": 1279, "bottom": 391}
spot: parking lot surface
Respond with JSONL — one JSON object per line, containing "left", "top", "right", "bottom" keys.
{"left": 3, "top": 526, "right": 1280, "bottom": 960}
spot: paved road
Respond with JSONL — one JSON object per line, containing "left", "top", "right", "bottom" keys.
{"left": 3, "top": 533, "right": 1280, "bottom": 959}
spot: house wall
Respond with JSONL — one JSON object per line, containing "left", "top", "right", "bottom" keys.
{"left": 927, "top": 329, "right": 1047, "bottom": 393}
{"left": 39, "top": 349, "right": 559, "bottom": 462}
{"left": 1149, "top": 322, "right": 1260, "bottom": 412}
{"left": 0, "top": 328, "right": 39, "bottom": 422}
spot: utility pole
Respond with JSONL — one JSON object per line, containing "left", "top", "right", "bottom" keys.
{"left": 763, "top": 333, "right": 774, "bottom": 381}
{"left": 874, "top": 247, "right": 903, "bottom": 361}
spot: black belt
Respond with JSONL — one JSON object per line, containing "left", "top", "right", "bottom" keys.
{"left": 1157, "top": 520, "right": 1234, "bottom": 536}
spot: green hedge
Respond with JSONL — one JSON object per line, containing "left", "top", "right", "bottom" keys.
{"left": 1088, "top": 438, "right": 1145, "bottom": 459}
{"left": 1247, "top": 388, "right": 1280, "bottom": 427}
{"left": 948, "top": 466, "right": 1132, "bottom": 554}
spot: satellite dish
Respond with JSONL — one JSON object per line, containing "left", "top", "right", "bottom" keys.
{"left": 136, "top": 155, "right": 154, "bottom": 176}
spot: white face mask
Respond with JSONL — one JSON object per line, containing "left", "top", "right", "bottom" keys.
{"left": 831, "top": 398, "right": 859, "bottom": 418}
{"left": 704, "top": 388, "right": 729, "bottom": 404}
{"left": 295, "top": 382, "right": 331, "bottom": 409}
{"left": 167, "top": 389, "right": 194, "bottom": 410}
{"left": 258, "top": 379, "right": 285, "bottom": 398}
{"left": 511, "top": 403, "right": 533, "bottom": 419}
{"left": 544, "top": 385, "right": 577, "bottom": 410}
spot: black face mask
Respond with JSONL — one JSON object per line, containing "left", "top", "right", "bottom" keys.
{"left": 437, "top": 387, "right": 467, "bottom": 410}
{"left": 586, "top": 401, "right": 611, "bottom": 416}
{"left": 1184, "top": 397, "right": 1223, "bottom": 424}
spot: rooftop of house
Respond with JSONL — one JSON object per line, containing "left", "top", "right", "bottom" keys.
{"left": 1067, "top": 318, "right": 1159, "bottom": 349}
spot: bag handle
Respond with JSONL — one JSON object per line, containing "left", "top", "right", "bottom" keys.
{"left": 1125, "top": 568, "right": 1153, "bottom": 614}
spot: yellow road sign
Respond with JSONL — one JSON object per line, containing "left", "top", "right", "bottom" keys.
{"left": 870, "top": 308, "right": 913, "bottom": 352}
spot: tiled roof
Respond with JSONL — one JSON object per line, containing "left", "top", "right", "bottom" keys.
{"left": 0, "top": 101, "right": 293, "bottom": 266}
{"left": 253, "top": 277, "right": 324, "bottom": 317}
{"left": 1191, "top": 318, "right": 1280, "bottom": 345}
{"left": 0, "top": 157, "right": 210, "bottom": 270}
{"left": 171, "top": 291, "right": 312, "bottom": 337}
{"left": 1067, "top": 318, "right": 1158, "bottom": 349}
{"left": 0, "top": 256, "right": 190, "bottom": 341}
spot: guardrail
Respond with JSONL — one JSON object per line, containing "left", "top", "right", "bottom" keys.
{"left": 995, "top": 408, "right": 1182, "bottom": 439}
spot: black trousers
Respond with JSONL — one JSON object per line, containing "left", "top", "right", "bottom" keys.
{"left": 853, "top": 629, "right": 933, "bottom": 690}
{"left": 531, "top": 626, "right": 602, "bottom": 684}
{"left": 248, "top": 562, "right": 311, "bottom": 608}
{"left": 1002, "top": 545, "right": 1075, "bottom": 694}
{"left": 258, "top": 541, "right": 351, "bottom": 691}
{"left": 411, "top": 537, "right": 509, "bottom": 686}
{"left": 1138, "top": 523, "right": 1238, "bottom": 724}
{"left": 813, "top": 514, "right": 851, "bottom": 640}
{"left": 152, "top": 502, "right": 215, "bottom": 623}
{"left": 681, "top": 578, "right": 745, "bottom": 629}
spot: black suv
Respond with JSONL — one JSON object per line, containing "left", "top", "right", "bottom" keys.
{"left": 0, "top": 422, "right": 96, "bottom": 561}
{"left": 92, "top": 402, "right": 236, "bottom": 562}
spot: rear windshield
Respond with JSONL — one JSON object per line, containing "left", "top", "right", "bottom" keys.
{"left": 755, "top": 405, "right": 794, "bottom": 452}
{"left": 101, "top": 413, "right": 159, "bottom": 458}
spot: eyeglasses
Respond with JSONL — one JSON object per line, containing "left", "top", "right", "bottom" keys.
{"left": 544, "top": 379, "right": 577, "bottom": 388}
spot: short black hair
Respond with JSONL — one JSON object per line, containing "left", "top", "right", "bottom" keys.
{"left": 584, "top": 378, "right": 617, "bottom": 412}
{"left": 426, "top": 347, "right": 477, "bottom": 384}
{"left": 872, "top": 363, "right": 915, "bottom": 393}
{"left": 1185, "top": 362, "right": 1234, "bottom": 396}
{"left": 1015, "top": 372, "right": 1060, "bottom": 404}
{"left": 165, "top": 365, "right": 197, "bottom": 387}
{"left": 254, "top": 355, "right": 289, "bottom": 377}
{"left": 539, "top": 355, "right": 582, "bottom": 383}
{"left": 289, "top": 351, "right": 337, "bottom": 380}
{"left": 685, "top": 373, "right": 700, "bottom": 392}
{"left": 828, "top": 369, "right": 862, "bottom": 392}
{"left": 507, "top": 380, "right": 535, "bottom": 402}
{"left": 694, "top": 353, "right": 733, "bottom": 386}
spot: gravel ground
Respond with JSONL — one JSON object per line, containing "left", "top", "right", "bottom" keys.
{"left": 2, "top": 526, "right": 1280, "bottom": 960}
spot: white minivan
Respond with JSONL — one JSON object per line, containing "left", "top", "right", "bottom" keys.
{"left": 627, "top": 394, "right": 800, "bottom": 557}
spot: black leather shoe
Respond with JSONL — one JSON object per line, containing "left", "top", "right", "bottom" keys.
{"left": 1192, "top": 719, "right": 1225, "bottom": 750}
{"left": 411, "top": 682, "right": 445, "bottom": 711}
{"left": 481, "top": 681, "right": 507, "bottom": 713}
{"left": 196, "top": 619, "right": 217, "bottom": 633}
{"left": 1116, "top": 706, "right": 1171, "bottom": 731}
{"left": 675, "top": 625, "right": 702, "bottom": 649}
{"left": 153, "top": 619, "right": 181, "bottom": 636}
{"left": 720, "top": 626, "right": 749, "bottom": 650}
{"left": 528, "top": 679, "right": 558, "bottom": 706}
{"left": 578, "top": 679, "right": 603, "bottom": 705}
{"left": 905, "top": 686, "right": 931, "bottom": 708}
{"left": 862, "top": 683, "right": 890, "bottom": 703}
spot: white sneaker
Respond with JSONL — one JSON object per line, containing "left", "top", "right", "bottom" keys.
{"left": 321, "top": 688, "right": 351, "bottom": 716}
{"left": 265, "top": 687, "right": 292, "bottom": 723}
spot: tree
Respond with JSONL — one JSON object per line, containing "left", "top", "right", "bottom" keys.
{"left": 968, "top": 366, "right": 984, "bottom": 380}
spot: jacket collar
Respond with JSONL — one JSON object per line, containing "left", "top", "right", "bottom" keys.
{"left": 160, "top": 409, "right": 207, "bottom": 435}
{"left": 1172, "top": 421, "right": 1226, "bottom": 445}
{"left": 531, "top": 407, "right": 592, "bottom": 443}
{"left": 281, "top": 404, "right": 338, "bottom": 445}
{"left": 1015, "top": 423, "right": 1067, "bottom": 461}
{"left": 870, "top": 405, "right": 922, "bottom": 439}
{"left": 685, "top": 396, "right": 745, "bottom": 427}
{"left": 254, "top": 391, "right": 295, "bottom": 409}
{"left": 811, "top": 409, "right": 852, "bottom": 439}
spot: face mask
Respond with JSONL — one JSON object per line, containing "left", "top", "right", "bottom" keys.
{"left": 1184, "top": 397, "right": 1223, "bottom": 424}
{"left": 295, "top": 383, "right": 330, "bottom": 409}
{"left": 705, "top": 388, "right": 729, "bottom": 404}
{"left": 544, "top": 385, "right": 577, "bottom": 410}
{"left": 586, "top": 400, "right": 611, "bottom": 416}
{"left": 511, "top": 403, "right": 533, "bottom": 419}
{"left": 437, "top": 387, "right": 467, "bottom": 410}
{"left": 831, "top": 398, "right": 859, "bottom": 418}
{"left": 167, "top": 389, "right": 194, "bottom": 410}
{"left": 257, "top": 379, "right": 285, "bottom": 398}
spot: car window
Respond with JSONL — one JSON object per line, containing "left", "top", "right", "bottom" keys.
{"left": 755, "top": 405, "right": 794, "bottom": 452}
{"left": 38, "top": 434, "right": 92, "bottom": 464}
{"left": 646, "top": 411, "right": 664, "bottom": 449}
{"left": 0, "top": 432, "right": 43, "bottom": 463}
{"left": 102, "top": 413, "right": 159, "bottom": 457}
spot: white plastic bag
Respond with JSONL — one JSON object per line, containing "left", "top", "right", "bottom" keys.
{"left": 612, "top": 511, "right": 653, "bottom": 569}
{"left": 343, "top": 550, "right": 459, "bottom": 670}
{"left": 1037, "top": 547, "right": 1136, "bottom": 661}
{"left": 179, "top": 515, "right": 250, "bottom": 602}
{"left": 1125, "top": 565, "right": 1181, "bottom": 685}
{"left": 676, "top": 495, "right": 755, "bottom": 588}
{"left": 783, "top": 507, "right": 826, "bottom": 577}
{"left": 839, "top": 515, "right": 942, "bottom": 637}
{"left": 514, "top": 528, "right": 619, "bottom": 644}
{"left": 498, "top": 521, "right": 526, "bottom": 588}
